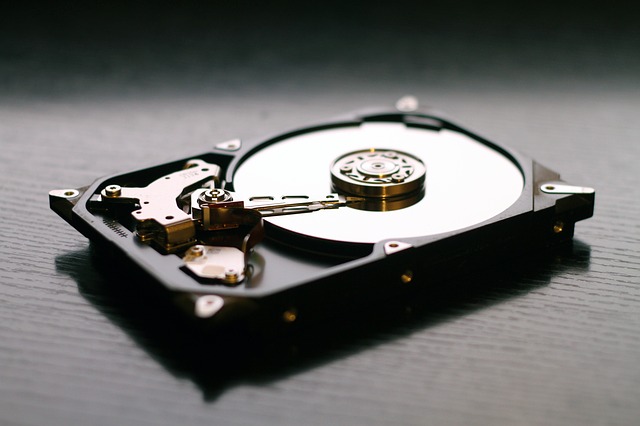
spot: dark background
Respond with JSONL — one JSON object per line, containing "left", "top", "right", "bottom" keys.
{"left": 2, "top": 2, "right": 639, "bottom": 425}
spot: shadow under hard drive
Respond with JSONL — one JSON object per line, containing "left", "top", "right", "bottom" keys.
{"left": 55, "top": 239, "right": 590, "bottom": 402}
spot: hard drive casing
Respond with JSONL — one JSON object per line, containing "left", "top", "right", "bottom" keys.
{"left": 50, "top": 105, "right": 595, "bottom": 328}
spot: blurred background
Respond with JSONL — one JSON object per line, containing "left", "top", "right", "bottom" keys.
{"left": 2, "top": 1, "right": 637, "bottom": 175}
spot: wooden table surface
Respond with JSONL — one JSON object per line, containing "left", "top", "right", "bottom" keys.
{"left": 2, "top": 4, "right": 639, "bottom": 426}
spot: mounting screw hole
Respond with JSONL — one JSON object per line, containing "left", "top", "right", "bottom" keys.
{"left": 282, "top": 309, "right": 298, "bottom": 323}
{"left": 553, "top": 221, "right": 564, "bottom": 233}
{"left": 401, "top": 270, "right": 413, "bottom": 284}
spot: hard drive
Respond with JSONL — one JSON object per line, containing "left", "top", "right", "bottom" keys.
{"left": 50, "top": 98, "right": 595, "bottom": 329}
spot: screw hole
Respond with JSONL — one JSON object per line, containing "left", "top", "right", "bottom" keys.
{"left": 282, "top": 309, "right": 298, "bottom": 323}
{"left": 401, "top": 270, "right": 413, "bottom": 284}
{"left": 553, "top": 221, "right": 564, "bottom": 233}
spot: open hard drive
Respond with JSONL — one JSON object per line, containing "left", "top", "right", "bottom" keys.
{"left": 50, "top": 99, "right": 595, "bottom": 328}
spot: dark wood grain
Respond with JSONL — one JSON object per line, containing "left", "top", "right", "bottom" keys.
{"left": 2, "top": 4, "right": 639, "bottom": 426}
